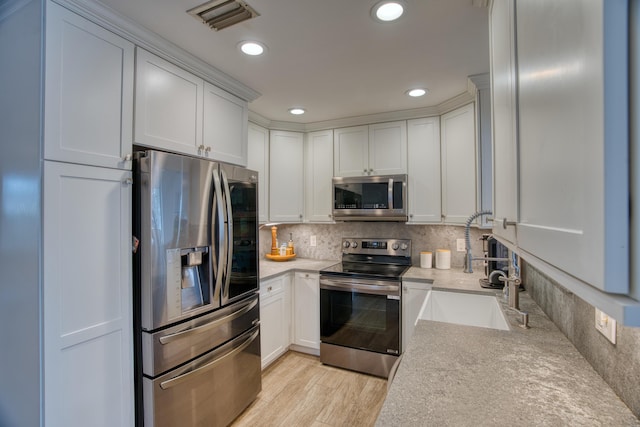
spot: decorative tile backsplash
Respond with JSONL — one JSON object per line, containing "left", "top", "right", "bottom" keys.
{"left": 259, "top": 222, "right": 487, "bottom": 268}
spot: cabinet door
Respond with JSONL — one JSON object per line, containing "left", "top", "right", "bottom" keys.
{"left": 203, "top": 82, "right": 248, "bottom": 166}
{"left": 269, "top": 130, "right": 304, "bottom": 223}
{"left": 334, "top": 125, "right": 369, "bottom": 177}
{"left": 292, "top": 272, "right": 320, "bottom": 350}
{"left": 368, "top": 121, "right": 408, "bottom": 175}
{"left": 134, "top": 48, "right": 203, "bottom": 156}
{"left": 516, "top": 0, "right": 628, "bottom": 293}
{"left": 489, "top": 0, "right": 518, "bottom": 244}
{"left": 402, "top": 281, "right": 430, "bottom": 352}
{"left": 44, "top": 2, "right": 134, "bottom": 170}
{"left": 407, "top": 117, "right": 441, "bottom": 223}
{"left": 441, "top": 104, "right": 477, "bottom": 224}
{"left": 304, "top": 130, "right": 334, "bottom": 222}
{"left": 43, "top": 161, "right": 133, "bottom": 427}
{"left": 259, "top": 275, "right": 291, "bottom": 369}
{"left": 247, "top": 123, "right": 269, "bottom": 224}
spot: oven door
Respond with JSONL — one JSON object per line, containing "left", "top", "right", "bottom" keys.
{"left": 319, "top": 276, "right": 401, "bottom": 355}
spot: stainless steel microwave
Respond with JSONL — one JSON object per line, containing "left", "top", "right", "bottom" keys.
{"left": 332, "top": 174, "right": 408, "bottom": 221}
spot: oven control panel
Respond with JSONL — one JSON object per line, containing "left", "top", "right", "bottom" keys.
{"left": 342, "top": 238, "right": 411, "bottom": 256}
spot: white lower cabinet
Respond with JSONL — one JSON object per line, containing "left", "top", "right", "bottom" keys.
{"left": 292, "top": 272, "right": 320, "bottom": 351}
{"left": 43, "top": 161, "right": 133, "bottom": 427}
{"left": 402, "top": 280, "right": 431, "bottom": 352}
{"left": 259, "top": 274, "right": 291, "bottom": 369}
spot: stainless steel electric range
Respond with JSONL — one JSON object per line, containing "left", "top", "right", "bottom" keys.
{"left": 319, "top": 238, "right": 411, "bottom": 378}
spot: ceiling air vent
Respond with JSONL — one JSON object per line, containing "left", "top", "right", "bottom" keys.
{"left": 188, "top": 0, "right": 259, "bottom": 31}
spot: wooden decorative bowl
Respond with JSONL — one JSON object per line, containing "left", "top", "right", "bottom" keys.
{"left": 265, "top": 253, "right": 296, "bottom": 262}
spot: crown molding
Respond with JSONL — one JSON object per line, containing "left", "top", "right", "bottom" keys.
{"left": 468, "top": 72, "right": 490, "bottom": 91}
{"left": 54, "top": 0, "right": 261, "bottom": 102}
{"left": 249, "top": 91, "right": 475, "bottom": 132}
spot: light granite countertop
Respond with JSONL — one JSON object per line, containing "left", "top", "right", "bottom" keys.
{"left": 259, "top": 257, "right": 339, "bottom": 280}
{"left": 376, "top": 268, "right": 640, "bottom": 426}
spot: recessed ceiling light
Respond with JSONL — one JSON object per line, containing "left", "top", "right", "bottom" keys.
{"left": 239, "top": 41, "right": 266, "bottom": 56}
{"left": 372, "top": 1, "right": 405, "bottom": 22}
{"left": 407, "top": 88, "right": 428, "bottom": 97}
{"left": 289, "top": 108, "right": 305, "bottom": 115}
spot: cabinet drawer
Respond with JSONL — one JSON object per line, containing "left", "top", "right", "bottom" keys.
{"left": 260, "top": 276, "right": 284, "bottom": 297}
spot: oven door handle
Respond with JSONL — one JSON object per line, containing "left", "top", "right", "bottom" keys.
{"left": 319, "top": 279, "right": 399, "bottom": 296}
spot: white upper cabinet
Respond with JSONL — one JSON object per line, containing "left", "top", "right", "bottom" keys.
{"left": 269, "top": 130, "right": 304, "bottom": 223}
{"left": 134, "top": 48, "right": 203, "bottom": 156}
{"left": 334, "top": 121, "right": 407, "bottom": 177}
{"left": 304, "top": 129, "right": 334, "bottom": 223}
{"left": 516, "top": 0, "right": 628, "bottom": 295}
{"left": 407, "top": 117, "right": 441, "bottom": 223}
{"left": 440, "top": 104, "right": 477, "bottom": 224}
{"left": 368, "top": 121, "right": 408, "bottom": 176}
{"left": 203, "top": 82, "right": 249, "bottom": 166}
{"left": 45, "top": 2, "right": 134, "bottom": 170}
{"left": 333, "top": 125, "right": 369, "bottom": 176}
{"left": 247, "top": 123, "right": 269, "bottom": 224}
{"left": 489, "top": 0, "right": 518, "bottom": 244}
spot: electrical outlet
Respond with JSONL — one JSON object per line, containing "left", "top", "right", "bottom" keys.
{"left": 595, "top": 308, "right": 616, "bottom": 344}
{"left": 456, "top": 238, "right": 466, "bottom": 252}
{"left": 310, "top": 235, "right": 317, "bottom": 247}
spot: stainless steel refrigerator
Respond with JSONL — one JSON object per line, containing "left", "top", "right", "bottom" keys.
{"left": 133, "top": 150, "right": 261, "bottom": 427}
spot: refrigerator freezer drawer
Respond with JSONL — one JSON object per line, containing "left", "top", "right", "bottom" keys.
{"left": 143, "top": 325, "right": 261, "bottom": 427}
{"left": 142, "top": 294, "right": 259, "bottom": 377}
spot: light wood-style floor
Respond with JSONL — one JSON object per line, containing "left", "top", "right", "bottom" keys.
{"left": 231, "top": 351, "right": 388, "bottom": 427}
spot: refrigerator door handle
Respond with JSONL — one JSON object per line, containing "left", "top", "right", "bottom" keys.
{"left": 159, "top": 327, "right": 259, "bottom": 390}
{"left": 158, "top": 297, "right": 258, "bottom": 344}
{"left": 220, "top": 168, "right": 234, "bottom": 300}
{"left": 212, "top": 171, "right": 226, "bottom": 302}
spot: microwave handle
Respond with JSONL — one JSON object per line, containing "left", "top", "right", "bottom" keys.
{"left": 388, "top": 177, "right": 394, "bottom": 210}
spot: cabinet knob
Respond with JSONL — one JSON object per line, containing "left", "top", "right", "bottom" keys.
{"left": 267, "top": 286, "right": 273, "bottom": 291}
{"left": 409, "top": 213, "right": 414, "bottom": 218}
{"left": 369, "top": 168, "right": 373, "bottom": 173}
{"left": 363, "top": 169, "right": 367, "bottom": 174}
{"left": 198, "top": 145, "right": 205, "bottom": 154}
{"left": 205, "top": 146, "right": 212, "bottom": 153}
{"left": 123, "top": 178, "right": 133, "bottom": 185}
{"left": 123, "top": 154, "right": 132, "bottom": 162}
{"left": 299, "top": 214, "right": 303, "bottom": 219}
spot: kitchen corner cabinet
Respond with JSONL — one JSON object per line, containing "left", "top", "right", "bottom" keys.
{"left": 43, "top": 161, "right": 133, "bottom": 426}
{"left": 333, "top": 121, "right": 407, "bottom": 177}
{"left": 203, "top": 82, "right": 248, "bottom": 166}
{"left": 269, "top": 130, "right": 304, "bottom": 223}
{"left": 402, "top": 280, "right": 430, "bottom": 352}
{"left": 489, "top": 0, "right": 518, "bottom": 245}
{"left": 135, "top": 49, "right": 249, "bottom": 165}
{"left": 260, "top": 274, "right": 292, "bottom": 369}
{"left": 407, "top": 117, "right": 441, "bottom": 223}
{"left": 292, "top": 272, "right": 320, "bottom": 351}
{"left": 44, "top": 2, "right": 134, "bottom": 170}
{"left": 440, "top": 104, "right": 477, "bottom": 224}
{"left": 247, "top": 123, "right": 270, "bottom": 223}
{"left": 304, "top": 130, "right": 334, "bottom": 223}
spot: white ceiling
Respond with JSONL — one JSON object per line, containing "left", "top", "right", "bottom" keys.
{"left": 95, "top": 0, "right": 490, "bottom": 124}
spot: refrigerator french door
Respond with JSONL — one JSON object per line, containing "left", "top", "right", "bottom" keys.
{"left": 133, "top": 150, "right": 260, "bottom": 427}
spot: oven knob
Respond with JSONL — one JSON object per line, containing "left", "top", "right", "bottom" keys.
{"left": 351, "top": 241, "right": 358, "bottom": 248}
{"left": 400, "top": 243, "right": 408, "bottom": 250}
{"left": 343, "top": 241, "right": 350, "bottom": 248}
{"left": 392, "top": 243, "right": 399, "bottom": 250}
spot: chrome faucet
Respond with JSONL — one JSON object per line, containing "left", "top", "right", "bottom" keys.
{"left": 499, "top": 274, "right": 529, "bottom": 329}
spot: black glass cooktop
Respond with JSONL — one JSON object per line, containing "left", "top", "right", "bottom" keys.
{"left": 320, "top": 261, "right": 410, "bottom": 280}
